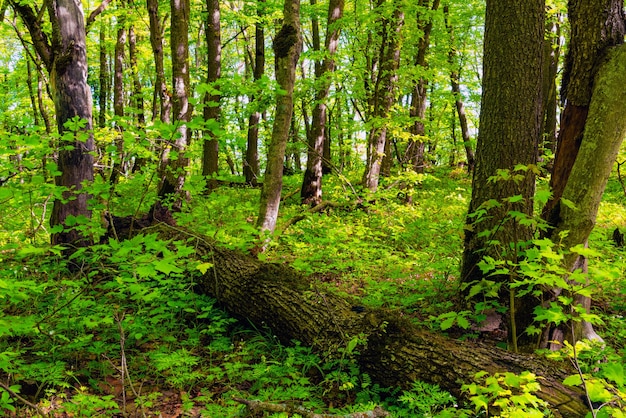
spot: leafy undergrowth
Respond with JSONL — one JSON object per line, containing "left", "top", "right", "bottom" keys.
{"left": 1, "top": 167, "right": 626, "bottom": 416}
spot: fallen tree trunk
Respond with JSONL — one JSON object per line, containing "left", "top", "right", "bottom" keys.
{"left": 143, "top": 224, "right": 588, "bottom": 417}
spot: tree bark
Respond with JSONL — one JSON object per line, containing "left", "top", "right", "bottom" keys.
{"left": 541, "top": 0, "right": 625, "bottom": 345}
{"left": 256, "top": 0, "right": 302, "bottom": 235}
{"left": 444, "top": 4, "right": 474, "bottom": 172}
{"left": 156, "top": 0, "right": 192, "bottom": 208}
{"left": 361, "top": 0, "right": 404, "bottom": 192}
{"left": 404, "top": 0, "right": 440, "bottom": 174}
{"left": 133, "top": 225, "right": 589, "bottom": 418}
{"left": 300, "top": 0, "right": 344, "bottom": 206}
{"left": 202, "top": 0, "right": 221, "bottom": 191}
{"left": 460, "top": 0, "right": 544, "bottom": 352}
{"left": 147, "top": 0, "right": 171, "bottom": 123}
{"left": 98, "top": 22, "right": 109, "bottom": 129}
{"left": 244, "top": 0, "right": 265, "bottom": 186}
{"left": 12, "top": 0, "right": 96, "bottom": 247}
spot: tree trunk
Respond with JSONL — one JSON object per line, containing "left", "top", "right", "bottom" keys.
{"left": 244, "top": 0, "right": 265, "bottom": 186}
{"left": 132, "top": 225, "right": 588, "bottom": 418}
{"left": 405, "top": 0, "right": 440, "bottom": 174}
{"left": 541, "top": 0, "right": 625, "bottom": 345}
{"left": 110, "top": 7, "right": 127, "bottom": 186}
{"left": 202, "top": 0, "right": 221, "bottom": 191}
{"left": 546, "top": 44, "right": 626, "bottom": 344}
{"left": 361, "top": 0, "right": 404, "bottom": 192}
{"left": 256, "top": 0, "right": 302, "bottom": 235}
{"left": 460, "top": 0, "right": 544, "bottom": 352}
{"left": 147, "top": 0, "right": 171, "bottom": 123}
{"left": 98, "top": 22, "right": 109, "bottom": 129}
{"left": 444, "top": 4, "right": 474, "bottom": 172}
{"left": 128, "top": 25, "right": 146, "bottom": 127}
{"left": 156, "top": 0, "right": 192, "bottom": 208}
{"left": 12, "top": 0, "right": 96, "bottom": 247}
{"left": 300, "top": 0, "right": 344, "bottom": 205}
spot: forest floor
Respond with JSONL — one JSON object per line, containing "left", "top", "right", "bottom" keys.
{"left": 2, "top": 166, "right": 626, "bottom": 416}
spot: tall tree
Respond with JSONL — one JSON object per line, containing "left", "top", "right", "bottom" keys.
{"left": 460, "top": 0, "right": 544, "bottom": 352}
{"left": 202, "top": 0, "right": 222, "bottom": 191}
{"left": 541, "top": 0, "right": 625, "bottom": 345}
{"left": 147, "top": 0, "right": 171, "bottom": 123}
{"left": 256, "top": 0, "right": 302, "bottom": 236}
{"left": 300, "top": 0, "right": 344, "bottom": 205}
{"left": 155, "top": 0, "right": 192, "bottom": 209}
{"left": 361, "top": 0, "right": 404, "bottom": 192}
{"left": 244, "top": 0, "right": 266, "bottom": 186}
{"left": 444, "top": 3, "right": 474, "bottom": 172}
{"left": 110, "top": 3, "right": 127, "bottom": 185}
{"left": 404, "top": 0, "right": 440, "bottom": 174}
{"left": 11, "top": 0, "right": 96, "bottom": 247}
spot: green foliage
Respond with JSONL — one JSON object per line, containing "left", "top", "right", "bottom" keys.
{"left": 462, "top": 371, "right": 551, "bottom": 417}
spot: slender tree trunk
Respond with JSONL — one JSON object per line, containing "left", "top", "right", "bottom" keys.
{"left": 300, "top": 0, "right": 344, "bottom": 205}
{"left": 98, "top": 22, "right": 108, "bottom": 129}
{"left": 147, "top": 0, "right": 171, "bottom": 123}
{"left": 110, "top": 8, "right": 127, "bottom": 185}
{"left": 128, "top": 25, "right": 145, "bottom": 126}
{"left": 156, "top": 0, "right": 191, "bottom": 208}
{"left": 361, "top": 0, "right": 404, "bottom": 192}
{"left": 405, "top": 0, "right": 440, "bottom": 174}
{"left": 244, "top": 0, "right": 265, "bottom": 186}
{"left": 202, "top": 0, "right": 221, "bottom": 191}
{"left": 257, "top": 0, "right": 302, "bottom": 236}
{"left": 444, "top": 4, "right": 474, "bottom": 172}
{"left": 540, "top": 13, "right": 561, "bottom": 160}
{"left": 460, "top": 0, "right": 544, "bottom": 352}
{"left": 26, "top": 58, "right": 40, "bottom": 126}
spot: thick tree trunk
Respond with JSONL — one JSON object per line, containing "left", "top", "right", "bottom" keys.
{"left": 132, "top": 225, "right": 589, "bottom": 417}
{"left": 11, "top": 0, "right": 96, "bottom": 247}
{"left": 541, "top": 0, "right": 625, "bottom": 345}
{"left": 256, "top": 0, "right": 302, "bottom": 235}
{"left": 460, "top": 0, "right": 544, "bottom": 352}
{"left": 128, "top": 25, "right": 146, "bottom": 127}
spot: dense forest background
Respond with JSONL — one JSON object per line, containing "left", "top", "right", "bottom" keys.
{"left": 1, "top": 0, "right": 626, "bottom": 416}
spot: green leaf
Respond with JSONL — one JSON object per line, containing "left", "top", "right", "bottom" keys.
{"left": 563, "top": 374, "right": 582, "bottom": 386}
{"left": 587, "top": 380, "right": 613, "bottom": 403}
{"left": 196, "top": 262, "right": 213, "bottom": 274}
{"left": 601, "top": 362, "right": 624, "bottom": 386}
{"left": 154, "top": 259, "right": 183, "bottom": 275}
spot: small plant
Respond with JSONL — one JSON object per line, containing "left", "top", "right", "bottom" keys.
{"left": 462, "top": 370, "right": 551, "bottom": 417}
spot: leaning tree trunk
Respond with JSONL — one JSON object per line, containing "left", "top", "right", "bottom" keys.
{"left": 129, "top": 224, "right": 589, "bottom": 417}
{"left": 546, "top": 44, "right": 626, "bottom": 344}
{"left": 541, "top": 0, "right": 625, "bottom": 346}
{"left": 256, "top": 0, "right": 302, "bottom": 235}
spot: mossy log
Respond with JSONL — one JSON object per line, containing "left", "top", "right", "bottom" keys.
{"left": 145, "top": 225, "right": 589, "bottom": 417}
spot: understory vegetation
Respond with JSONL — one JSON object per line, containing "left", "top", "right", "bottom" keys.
{"left": 1, "top": 143, "right": 626, "bottom": 416}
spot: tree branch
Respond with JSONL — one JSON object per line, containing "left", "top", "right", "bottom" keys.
{"left": 85, "top": 0, "right": 111, "bottom": 32}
